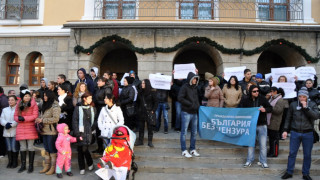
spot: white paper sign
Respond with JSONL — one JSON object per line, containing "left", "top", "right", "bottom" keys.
{"left": 265, "top": 73, "right": 272, "bottom": 82}
{"left": 272, "top": 82, "right": 296, "bottom": 99}
{"left": 174, "top": 63, "right": 196, "bottom": 79}
{"left": 120, "top": 73, "right": 129, "bottom": 86}
{"left": 271, "top": 67, "right": 296, "bottom": 83}
{"left": 224, "top": 66, "right": 246, "bottom": 81}
{"left": 149, "top": 74, "right": 172, "bottom": 90}
{"left": 295, "top": 67, "right": 316, "bottom": 81}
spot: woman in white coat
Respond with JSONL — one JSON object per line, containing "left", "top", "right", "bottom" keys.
{"left": 98, "top": 94, "right": 124, "bottom": 146}
{"left": 0, "top": 95, "right": 18, "bottom": 168}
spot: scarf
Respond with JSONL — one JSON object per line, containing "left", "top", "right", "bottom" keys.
{"left": 58, "top": 93, "right": 67, "bottom": 106}
{"left": 267, "top": 94, "right": 282, "bottom": 125}
{"left": 79, "top": 106, "right": 95, "bottom": 133}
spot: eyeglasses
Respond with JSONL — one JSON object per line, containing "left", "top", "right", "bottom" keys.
{"left": 252, "top": 90, "right": 259, "bottom": 93}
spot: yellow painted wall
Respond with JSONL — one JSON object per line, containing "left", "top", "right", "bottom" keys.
{"left": 43, "top": 0, "right": 84, "bottom": 25}
{"left": 312, "top": 0, "right": 320, "bottom": 23}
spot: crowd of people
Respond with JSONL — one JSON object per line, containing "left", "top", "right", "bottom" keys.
{"left": 0, "top": 66, "right": 319, "bottom": 180}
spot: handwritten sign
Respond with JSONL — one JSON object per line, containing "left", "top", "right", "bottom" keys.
{"left": 224, "top": 66, "right": 246, "bottom": 81}
{"left": 120, "top": 73, "right": 129, "bottom": 86}
{"left": 272, "top": 82, "right": 296, "bottom": 99}
{"left": 174, "top": 63, "right": 196, "bottom": 79}
{"left": 149, "top": 74, "right": 172, "bottom": 90}
{"left": 271, "top": 67, "right": 296, "bottom": 83}
{"left": 295, "top": 67, "right": 316, "bottom": 81}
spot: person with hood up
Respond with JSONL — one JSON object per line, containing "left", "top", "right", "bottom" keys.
{"left": 281, "top": 87, "right": 320, "bottom": 180}
{"left": 38, "top": 78, "right": 49, "bottom": 99}
{"left": 90, "top": 67, "right": 99, "bottom": 91}
{"left": 178, "top": 72, "right": 201, "bottom": 158}
{"left": 239, "top": 85, "right": 272, "bottom": 169}
{"left": 204, "top": 77, "right": 224, "bottom": 107}
{"left": 55, "top": 123, "right": 80, "bottom": 178}
{"left": 14, "top": 89, "right": 39, "bottom": 173}
{"left": 74, "top": 68, "right": 95, "bottom": 94}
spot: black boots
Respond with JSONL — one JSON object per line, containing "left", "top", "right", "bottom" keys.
{"left": 135, "top": 131, "right": 144, "bottom": 146}
{"left": 12, "top": 152, "right": 18, "bottom": 168}
{"left": 27, "top": 151, "right": 35, "bottom": 173}
{"left": 7, "top": 151, "right": 12, "bottom": 168}
{"left": 18, "top": 151, "right": 27, "bottom": 173}
{"left": 148, "top": 134, "right": 154, "bottom": 148}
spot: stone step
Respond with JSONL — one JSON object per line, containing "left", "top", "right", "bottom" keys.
{"left": 134, "top": 152, "right": 320, "bottom": 165}
{"left": 136, "top": 161, "right": 320, "bottom": 176}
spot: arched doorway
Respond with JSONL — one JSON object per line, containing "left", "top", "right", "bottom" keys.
{"left": 90, "top": 42, "right": 138, "bottom": 81}
{"left": 257, "top": 45, "right": 306, "bottom": 75}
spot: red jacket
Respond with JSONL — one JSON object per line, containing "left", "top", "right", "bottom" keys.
{"left": 112, "top": 79, "right": 119, "bottom": 100}
{"left": 14, "top": 99, "right": 39, "bottom": 140}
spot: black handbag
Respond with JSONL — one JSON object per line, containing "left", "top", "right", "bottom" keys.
{"left": 147, "top": 111, "right": 156, "bottom": 126}
{"left": 125, "top": 104, "right": 136, "bottom": 117}
{"left": 35, "top": 122, "right": 44, "bottom": 133}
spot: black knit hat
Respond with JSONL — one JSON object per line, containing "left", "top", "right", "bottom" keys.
{"left": 20, "top": 89, "right": 31, "bottom": 100}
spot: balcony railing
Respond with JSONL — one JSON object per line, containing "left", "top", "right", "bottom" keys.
{"left": 0, "top": 0, "right": 39, "bottom": 20}
{"left": 94, "top": 0, "right": 303, "bottom": 21}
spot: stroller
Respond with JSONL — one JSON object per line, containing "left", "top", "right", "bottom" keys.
{"left": 96, "top": 125, "right": 138, "bottom": 180}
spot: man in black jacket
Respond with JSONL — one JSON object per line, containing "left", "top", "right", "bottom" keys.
{"left": 239, "top": 69, "right": 255, "bottom": 95}
{"left": 178, "top": 72, "right": 200, "bottom": 158}
{"left": 281, "top": 87, "right": 319, "bottom": 180}
{"left": 239, "top": 85, "right": 272, "bottom": 169}
{"left": 57, "top": 74, "right": 73, "bottom": 94}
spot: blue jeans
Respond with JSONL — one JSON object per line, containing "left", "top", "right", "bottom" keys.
{"left": 175, "top": 101, "right": 182, "bottom": 130}
{"left": 247, "top": 125, "right": 267, "bottom": 164}
{"left": 287, "top": 131, "right": 314, "bottom": 175}
{"left": 43, "top": 135, "right": 57, "bottom": 153}
{"left": 155, "top": 103, "right": 169, "bottom": 131}
{"left": 180, "top": 111, "right": 198, "bottom": 151}
{"left": 5, "top": 137, "right": 18, "bottom": 152}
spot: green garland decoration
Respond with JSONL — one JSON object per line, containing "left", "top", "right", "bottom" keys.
{"left": 74, "top": 34, "right": 319, "bottom": 63}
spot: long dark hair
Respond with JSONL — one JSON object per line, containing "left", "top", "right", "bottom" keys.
{"left": 227, "top": 76, "right": 239, "bottom": 91}
{"left": 81, "top": 92, "right": 95, "bottom": 106}
{"left": 141, "top": 79, "right": 152, "bottom": 94}
{"left": 105, "top": 93, "right": 120, "bottom": 106}
{"left": 42, "top": 90, "right": 56, "bottom": 113}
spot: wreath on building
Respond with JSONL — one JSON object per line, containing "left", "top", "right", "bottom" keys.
{"left": 74, "top": 34, "right": 319, "bottom": 63}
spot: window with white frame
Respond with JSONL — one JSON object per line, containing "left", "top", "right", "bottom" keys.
{"left": 0, "top": 0, "right": 39, "bottom": 20}
{"left": 257, "top": 0, "right": 289, "bottom": 21}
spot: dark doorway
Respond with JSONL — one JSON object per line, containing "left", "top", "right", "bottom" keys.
{"left": 257, "top": 50, "right": 287, "bottom": 75}
{"left": 100, "top": 49, "right": 137, "bottom": 80}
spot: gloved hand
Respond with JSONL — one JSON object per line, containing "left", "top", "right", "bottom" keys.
{"left": 18, "top": 116, "right": 25, "bottom": 122}
{"left": 5, "top": 123, "right": 12, "bottom": 129}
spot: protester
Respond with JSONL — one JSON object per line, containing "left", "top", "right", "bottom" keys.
{"left": 170, "top": 78, "right": 186, "bottom": 132}
{"left": 38, "top": 78, "right": 49, "bottom": 99}
{"left": 57, "top": 85, "right": 74, "bottom": 130}
{"left": 129, "top": 70, "right": 141, "bottom": 89}
{"left": 37, "top": 90, "right": 60, "bottom": 175}
{"left": 281, "top": 87, "right": 319, "bottom": 180}
{"left": 48, "top": 81, "right": 58, "bottom": 98}
{"left": 0, "top": 86, "right": 9, "bottom": 158}
{"left": 155, "top": 88, "right": 170, "bottom": 134}
{"left": 304, "top": 79, "right": 320, "bottom": 105}
{"left": 204, "top": 77, "right": 224, "bottom": 107}
{"left": 57, "top": 74, "right": 73, "bottom": 94}
{"left": 198, "top": 72, "right": 214, "bottom": 106}
{"left": 178, "top": 72, "right": 200, "bottom": 158}
{"left": 104, "top": 71, "right": 119, "bottom": 100}
{"left": 73, "top": 82, "right": 89, "bottom": 107}
{"left": 90, "top": 67, "right": 99, "bottom": 90}
{"left": 239, "top": 85, "right": 272, "bottom": 169}
{"left": 74, "top": 68, "right": 95, "bottom": 94}
{"left": 119, "top": 77, "right": 135, "bottom": 130}
{"left": 135, "top": 79, "right": 158, "bottom": 147}
{"left": 112, "top": 72, "right": 121, "bottom": 88}
{"left": 267, "top": 87, "right": 287, "bottom": 158}
{"left": 255, "top": 73, "right": 270, "bottom": 97}
{"left": 72, "top": 92, "right": 96, "bottom": 175}
{"left": 0, "top": 95, "right": 18, "bottom": 168}
{"left": 14, "top": 89, "right": 39, "bottom": 173}
{"left": 8, "top": 90, "right": 16, "bottom": 96}
{"left": 239, "top": 69, "right": 254, "bottom": 95}
{"left": 222, "top": 76, "right": 242, "bottom": 107}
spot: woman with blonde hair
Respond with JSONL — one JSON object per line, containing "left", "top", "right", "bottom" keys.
{"left": 73, "top": 82, "right": 89, "bottom": 107}
{"left": 204, "top": 77, "right": 224, "bottom": 107}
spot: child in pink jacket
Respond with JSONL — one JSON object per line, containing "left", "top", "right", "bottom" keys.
{"left": 55, "top": 123, "right": 81, "bottom": 178}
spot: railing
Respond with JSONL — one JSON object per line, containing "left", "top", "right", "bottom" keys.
{"left": 94, "top": 0, "right": 303, "bottom": 21}
{"left": 0, "top": 0, "right": 39, "bottom": 20}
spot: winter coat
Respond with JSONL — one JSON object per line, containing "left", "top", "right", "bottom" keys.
{"left": 55, "top": 123, "right": 77, "bottom": 154}
{"left": 178, "top": 72, "right": 200, "bottom": 114}
{"left": 74, "top": 68, "right": 95, "bottom": 94}
{"left": 94, "top": 85, "right": 112, "bottom": 108}
{"left": 41, "top": 101, "right": 60, "bottom": 135}
{"left": 204, "top": 85, "right": 224, "bottom": 107}
{"left": 307, "top": 87, "right": 320, "bottom": 105}
{"left": 59, "top": 95, "right": 74, "bottom": 129}
{"left": 137, "top": 90, "right": 158, "bottom": 113}
{"left": 222, "top": 84, "right": 242, "bottom": 108}
{"left": 284, "top": 100, "right": 319, "bottom": 132}
{"left": 257, "top": 80, "right": 270, "bottom": 96}
{"left": 72, "top": 105, "right": 97, "bottom": 146}
{"left": 112, "top": 79, "right": 119, "bottom": 100}
{"left": 0, "top": 93, "right": 9, "bottom": 115}
{"left": 156, "top": 89, "right": 168, "bottom": 103}
{"left": 14, "top": 99, "right": 39, "bottom": 140}
{"left": 239, "top": 95, "right": 272, "bottom": 126}
{"left": 119, "top": 85, "right": 135, "bottom": 108}
{"left": 98, "top": 105, "right": 124, "bottom": 138}
{"left": 0, "top": 106, "right": 17, "bottom": 137}
{"left": 239, "top": 78, "right": 255, "bottom": 95}
{"left": 267, "top": 96, "right": 288, "bottom": 131}
{"left": 60, "top": 81, "right": 73, "bottom": 94}
{"left": 170, "top": 79, "right": 185, "bottom": 101}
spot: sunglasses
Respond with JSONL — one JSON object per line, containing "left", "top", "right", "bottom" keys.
{"left": 252, "top": 90, "right": 259, "bottom": 93}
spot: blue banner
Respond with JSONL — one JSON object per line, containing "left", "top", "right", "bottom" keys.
{"left": 199, "top": 106, "right": 260, "bottom": 147}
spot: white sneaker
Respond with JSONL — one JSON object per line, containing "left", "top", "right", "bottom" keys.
{"left": 243, "top": 161, "right": 252, "bottom": 168}
{"left": 88, "top": 164, "right": 94, "bottom": 171}
{"left": 257, "top": 162, "right": 269, "bottom": 168}
{"left": 190, "top": 150, "right": 200, "bottom": 157}
{"left": 80, "top": 169, "right": 85, "bottom": 175}
{"left": 182, "top": 150, "right": 192, "bottom": 158}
